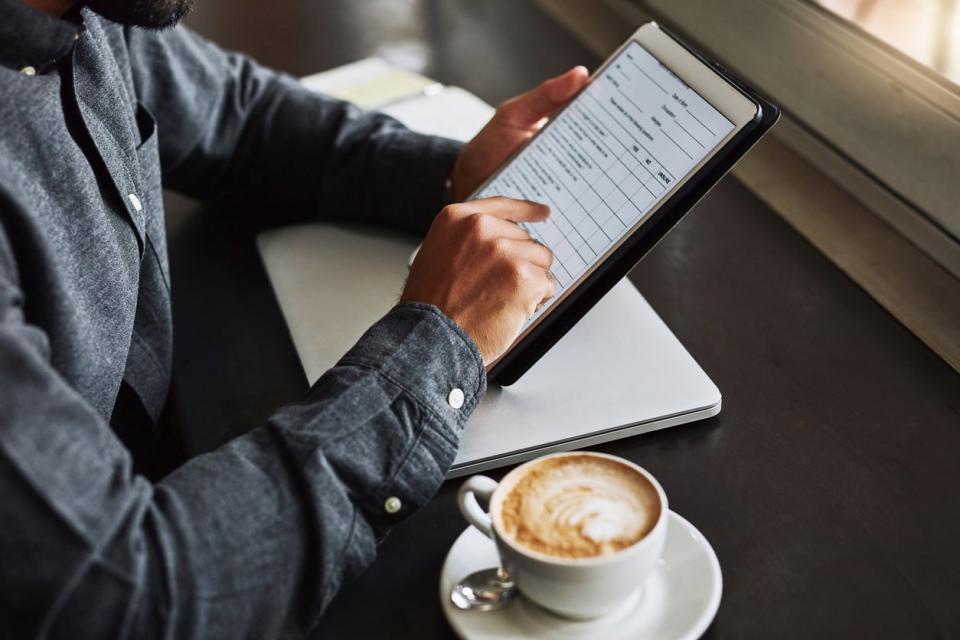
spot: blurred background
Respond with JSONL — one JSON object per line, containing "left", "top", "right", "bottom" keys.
{"left": 183, "top": 0, "right": 583, "bottom": 103}
{"left": 813, "top": 0, "right": 960, "bottom": 84}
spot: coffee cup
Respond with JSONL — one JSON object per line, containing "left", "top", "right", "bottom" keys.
{"left": 457, "top": 451, "right": 668, "bottom": 619}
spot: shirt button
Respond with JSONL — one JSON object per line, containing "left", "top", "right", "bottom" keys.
{"left": 20, "top": 66, "right": 36, "bottom": 76}
{"left": 128, "top": 193, "right": 143, "bottom": 212}
{"left": 384, "top": 496, "right": 402, "bottom": 514}
{"left": 448, "top": 387, "right": 465, "bottom": 410}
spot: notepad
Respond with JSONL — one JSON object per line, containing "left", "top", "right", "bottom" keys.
{"left": 301, "top": 58, "right": 439, "bottom": 109}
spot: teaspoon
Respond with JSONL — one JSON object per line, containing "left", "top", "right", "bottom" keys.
{"left": 450, "top": 566, "right": 517, "bottom": 611}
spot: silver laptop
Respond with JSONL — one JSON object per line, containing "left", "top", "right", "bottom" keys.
{"left": 257, "top": 223, "right": 719, "bottom": 477}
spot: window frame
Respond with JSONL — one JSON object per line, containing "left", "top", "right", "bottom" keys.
{"left": 636, "top": 0, "right": 960, "bottom": 279}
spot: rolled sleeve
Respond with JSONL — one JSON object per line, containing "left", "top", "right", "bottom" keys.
{"left": 325, "top": 303, "right": 485, "bottom": 532}
{"left": 338, "top": 302, "right": 485, "bottom": 429}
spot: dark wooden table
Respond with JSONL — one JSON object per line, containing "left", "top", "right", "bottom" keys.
{"left": 165, "top": 1, "right": 960, "bottom": 637}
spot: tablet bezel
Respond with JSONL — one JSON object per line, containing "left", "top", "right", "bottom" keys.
{"left": 484, "top": 23, "right": 775, "bottom": 384}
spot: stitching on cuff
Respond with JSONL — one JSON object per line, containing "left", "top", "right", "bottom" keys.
{"left": 339, "top": 361, "right": 462, "bottom": 449}
{"left": 342, "top": 366, "right": 457, "bottom": 509}
{"left": 338, "top": 303, "right": 486, "bottom": 402}
{"left": 371, "top": 399, "right": 436, "bottom": 502}
{"left": 395, "top": 302, "right": 487, "bottom": 394}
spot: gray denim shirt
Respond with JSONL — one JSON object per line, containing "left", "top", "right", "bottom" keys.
{"left": 0, "top": 1, "right": 486, "bottom": 637}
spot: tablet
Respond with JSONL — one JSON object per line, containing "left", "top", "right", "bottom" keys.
{"left": 478, "top": 22, "right": 779, "bottom": 385}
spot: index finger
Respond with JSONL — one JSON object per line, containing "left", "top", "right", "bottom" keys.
{"left": 467, "top": 196, "right": 550, "bottom": 224}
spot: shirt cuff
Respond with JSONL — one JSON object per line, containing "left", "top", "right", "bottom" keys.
{"left": 336, "top": 302, "right": 486, "bottom": 434}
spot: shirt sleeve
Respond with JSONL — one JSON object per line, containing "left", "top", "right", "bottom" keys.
{"left": 0, "top": 215, "right": 485, "bottom": 636}
{"left": 122, "top": 23, "right": 462, "bottom": 234}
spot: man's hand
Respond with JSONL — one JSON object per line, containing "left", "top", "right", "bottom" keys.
{"left": 404, "top": 68, "right": 588, "bottom": 363}
{"left": 449, "top": 66, "right": 589, "bottom": 202}
{"left": 401, "top": 197, "right": 556, "bottom": 365}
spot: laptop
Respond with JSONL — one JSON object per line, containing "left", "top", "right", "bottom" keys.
{"left": 255, "top": 61, "right": 721, "bottom": 477}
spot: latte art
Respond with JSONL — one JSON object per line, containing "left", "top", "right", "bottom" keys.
{"left": 499, "top": 455, "right": 660, "bottom": 558}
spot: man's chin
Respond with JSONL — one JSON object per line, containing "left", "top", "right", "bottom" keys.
{"left": 85, "top": 0, "right": 194, "bottom": 29}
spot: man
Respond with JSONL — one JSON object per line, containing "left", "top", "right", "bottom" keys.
{"left": 0, "top": 0, "right": 589, "bottom": 635}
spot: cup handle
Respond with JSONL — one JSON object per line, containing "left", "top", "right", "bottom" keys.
{"left": 457, "top": 475, "right": 499, "bottom": 541}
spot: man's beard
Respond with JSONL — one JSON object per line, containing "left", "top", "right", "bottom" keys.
{"left": 85, "top": 0, "right": 194, "bottom": 29}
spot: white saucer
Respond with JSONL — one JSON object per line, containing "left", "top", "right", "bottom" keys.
{"left": 439, "top": 511, "right": 722, "bottom": 640}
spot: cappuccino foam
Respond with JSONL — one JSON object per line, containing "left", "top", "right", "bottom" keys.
{"left": 499, "top": 455, "right": 660, "bottom": 559}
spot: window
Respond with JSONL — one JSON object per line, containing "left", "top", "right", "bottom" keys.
{"left": 810, "top": 0, "right": 960, "bottom": 87}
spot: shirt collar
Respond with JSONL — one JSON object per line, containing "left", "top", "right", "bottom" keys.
{"left": 0, "top": 0, "right": 82, "bottom": 73}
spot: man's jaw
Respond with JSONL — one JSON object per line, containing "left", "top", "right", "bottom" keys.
{"left": 84, "top": 0, "right": 194, "bottom": 29}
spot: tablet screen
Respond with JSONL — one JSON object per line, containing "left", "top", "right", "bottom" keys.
{"left": 475, "top": 41, "right": 737, "bottom": 332}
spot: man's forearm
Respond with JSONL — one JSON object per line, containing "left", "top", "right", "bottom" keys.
{"left": 0, "top": 300, "right": 484, "bottom": 638}
{"left": 145, "top": 303, "right": 485, "bottom": 635}
{"left": 211, "top": 74, "right": 464, "bottom": 234}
